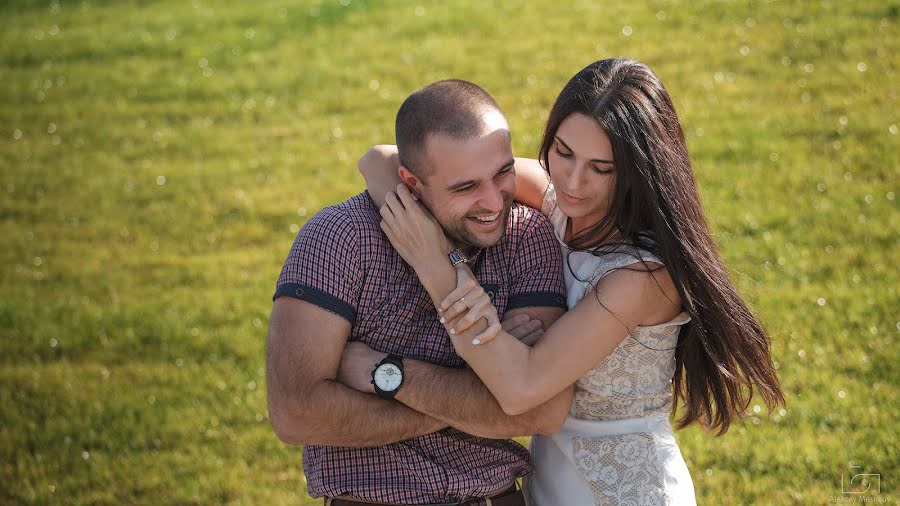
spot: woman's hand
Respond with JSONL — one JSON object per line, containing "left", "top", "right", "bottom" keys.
{"left": 438, "top": 268, "right": 502, "bottom": 346}
{"left": 380, "top": 183, "right": 452, "bottom": 276}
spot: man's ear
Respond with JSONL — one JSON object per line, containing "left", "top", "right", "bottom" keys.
{"left": 398, "top": 166, "right": 424, "bottom": 198}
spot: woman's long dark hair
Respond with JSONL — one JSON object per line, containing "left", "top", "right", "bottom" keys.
{"left": 540, "top": 58, "right": 784, "bottom": 434}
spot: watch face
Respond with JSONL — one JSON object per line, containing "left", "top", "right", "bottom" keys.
{"left": 374, "top": 363, "right": 402, "bottom": 391}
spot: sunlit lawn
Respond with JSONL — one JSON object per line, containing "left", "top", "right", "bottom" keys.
{"left": 1, "top": 0, "right": 897, "bottom": 504}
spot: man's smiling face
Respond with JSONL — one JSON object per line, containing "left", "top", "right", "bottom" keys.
{"left": 415, "top": 126, "right": 516, "bottom": 250}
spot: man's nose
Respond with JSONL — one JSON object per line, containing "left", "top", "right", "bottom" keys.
{"left": 478, "top": 182, "right": 504, "bottom": 212}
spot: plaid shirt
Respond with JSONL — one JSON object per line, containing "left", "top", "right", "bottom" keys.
{"left": 274, "top": 191, "right": 566, "bottom": 504}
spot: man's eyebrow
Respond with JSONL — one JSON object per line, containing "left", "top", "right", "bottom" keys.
{"left": 555, "top": 136, "right": 614, "bottom": 164}
{"left": 445, "top": 158, "right": 515, "bottom": 191}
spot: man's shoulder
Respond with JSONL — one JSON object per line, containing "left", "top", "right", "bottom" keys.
{"left": 504, "top": 203, "right": 554, "bottom": 239}
{"left": 303, "top": 192, "right": 381, "bottom": 235}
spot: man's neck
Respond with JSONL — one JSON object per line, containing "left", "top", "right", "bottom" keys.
{"left": 459, "top": 244, "right": 476, "bottom": 257}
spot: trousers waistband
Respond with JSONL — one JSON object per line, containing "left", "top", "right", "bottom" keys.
{"left": 324, "top": 483, "right": 522, "bottom": 506}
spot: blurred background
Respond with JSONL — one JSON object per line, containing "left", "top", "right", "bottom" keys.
{"left": 1, "top": 0, "right": 897, "bottom": 503}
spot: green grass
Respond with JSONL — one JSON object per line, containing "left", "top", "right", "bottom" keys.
{"left": 1, "top": 0, "right": 897, "bottom": 503}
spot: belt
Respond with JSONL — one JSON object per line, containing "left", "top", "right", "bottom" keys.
{"left": 324, "top": 483, "right": 523, "bottom": 506}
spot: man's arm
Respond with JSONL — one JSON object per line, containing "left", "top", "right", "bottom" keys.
{"left": 339, "top": 305, "right": 571, "bottom": 439}
{"left": 397, "top": 305, "right": 572, "bottom": 439}
{"left": 266, "top": 297, "right": 446, "bottom": 447}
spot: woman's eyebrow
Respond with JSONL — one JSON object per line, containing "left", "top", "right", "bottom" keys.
{"left": 555, "top": 136, "right": 614, "bottom": 164}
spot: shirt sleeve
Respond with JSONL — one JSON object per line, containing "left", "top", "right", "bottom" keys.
{"left": 506, "top": 209, "right": 567, "bottom": 311}
{"left": 273, "top": 206, "right": 362, "bottom": 325}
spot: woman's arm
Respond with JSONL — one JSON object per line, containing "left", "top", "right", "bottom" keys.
{"left": 378, "top": 185, "right": 495, "bottom": 339}
{"left": 358, "top": 144, "right": 550, "bottom": 210}
{"left": 512, "top": 157, "right": 551, "bottom": 210}
{"left": 358, "top": 145, "right": 401, "bottom": 208}
{"left": 446, "top": 265, "right": 682, "bottom": 415}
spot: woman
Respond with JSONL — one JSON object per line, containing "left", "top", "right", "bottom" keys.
{"left": 357, "top": 58, "right": 784, "bottom": 505}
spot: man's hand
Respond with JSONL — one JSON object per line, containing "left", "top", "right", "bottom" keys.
{"left": 338, "top": 342, "right": 388, "bottom": 394}
{"left": 502, "top": 313, "right": 545, "bottom": 346}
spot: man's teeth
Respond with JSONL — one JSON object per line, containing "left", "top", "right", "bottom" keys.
{"left": 472, "top": 214, "right": 499, "bottom": 223}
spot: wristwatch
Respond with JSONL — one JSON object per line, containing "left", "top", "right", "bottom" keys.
{"left": 448, "top": 248, "right": 469, "bottom": 267}
{"left": 371, "top": 354, "right": 404, "bottom": 399}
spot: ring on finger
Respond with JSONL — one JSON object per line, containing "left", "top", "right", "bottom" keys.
{"left": 460, "top": 296, "right": 469, "bottom": 309}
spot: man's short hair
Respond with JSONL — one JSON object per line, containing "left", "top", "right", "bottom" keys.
{"left": 395, "top": 79, "right": 505, "bottom": 178}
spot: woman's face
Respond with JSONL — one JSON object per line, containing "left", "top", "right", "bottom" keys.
{"left": 547, "top": 113, "right": 616, "bottom": 229}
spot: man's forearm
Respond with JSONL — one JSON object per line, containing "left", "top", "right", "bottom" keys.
{"left": 395, "top": 359, "right": 571, "bottom": 439}
{"left": 277, "top": 379, "right": 446, "bottom": 447}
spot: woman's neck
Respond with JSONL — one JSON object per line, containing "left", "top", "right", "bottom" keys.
{"left": 565, "top": 216, "right": 622, "bottom": 246}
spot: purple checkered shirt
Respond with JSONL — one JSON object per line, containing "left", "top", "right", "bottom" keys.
{"left": 274, "top": 192, "right": 566, "bottom": 504}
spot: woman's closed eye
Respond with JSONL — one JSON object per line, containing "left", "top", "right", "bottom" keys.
{"left": 591, "top": 164, "right": 614, "bottom": 175}
{"left": 554, "top": 143, "right": 573, "bottom": 158}
{"left": 555, "top": 138, "right": 613, "bottom": 173}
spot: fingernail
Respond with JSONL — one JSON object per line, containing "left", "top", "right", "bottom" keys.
{"left": 449, "top": 329, "right": 455, "bottom": 335}
{"left": 472, "top": 339, "right": 481, "bottom": 345}
{"left": 439, "top": 317, "right": 445, "bottom": 324}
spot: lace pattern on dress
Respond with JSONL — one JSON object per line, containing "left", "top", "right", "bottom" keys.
{"left": 573, "top": 432, "right": 667, "bottom": 505}
{"left": 570, "top": 249, "right": 688, "bottom": 421}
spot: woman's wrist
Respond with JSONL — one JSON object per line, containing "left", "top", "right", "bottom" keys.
{"left": 416, "top": 256, "right": 457, "bottom": 301}
{"left": 409, "top": 237, "right": 455, "bottom": 280}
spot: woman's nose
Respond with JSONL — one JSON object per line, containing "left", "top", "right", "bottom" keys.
{"left": 567, "top": 162, "right": 587, "bottom": 186}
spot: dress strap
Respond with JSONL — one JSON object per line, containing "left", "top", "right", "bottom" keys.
{"left": 541, "top": 182, "right": 558, "bottom": 217}
{"left": 585, "top": 246, "right": 664, "bottom": 289}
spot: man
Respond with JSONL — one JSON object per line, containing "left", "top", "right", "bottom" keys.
{"left": 266, "top": 80, "right": 571, "bottom": 505}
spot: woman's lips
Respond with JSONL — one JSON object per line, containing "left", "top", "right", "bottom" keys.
{"left": 559, "top": 191, "right": 587, "bottom": 204}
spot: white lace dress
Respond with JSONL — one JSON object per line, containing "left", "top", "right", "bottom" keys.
{"left": 524, "top": 184, "right": 696, "bottom": 505}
